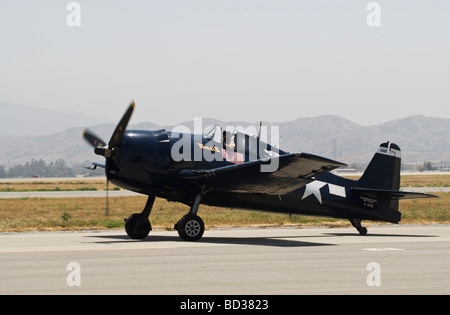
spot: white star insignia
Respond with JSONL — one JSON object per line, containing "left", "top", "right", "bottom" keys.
{"left": 301, "top": 180, "right": 327, "bottom": 204}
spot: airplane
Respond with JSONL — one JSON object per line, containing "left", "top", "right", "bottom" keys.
{"left": 83, "top": 101, "right": 438, "bottom": 241}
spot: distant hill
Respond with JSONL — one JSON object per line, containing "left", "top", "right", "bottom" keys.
{"left": 275, "top": 115, "right": 450, "bottom": 164}
{"left": 0, "top": 103, "right": 449, "bottom": 167}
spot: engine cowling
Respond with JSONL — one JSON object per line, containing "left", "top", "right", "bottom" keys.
{"left": 107, "top": 129, "right": 170, "bottom": 195}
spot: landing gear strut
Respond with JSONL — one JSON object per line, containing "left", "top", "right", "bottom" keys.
{"left": 349, "top": 219, "right": 368, "bottom": 236}
{"left": 125, "top": 196, "right": 155, "bottom": 239}
{"left": 175, "top": 192, "right": 205, "bottom": 241}
{"left": 125, "top": 191, "right": 207, "bottom": 241}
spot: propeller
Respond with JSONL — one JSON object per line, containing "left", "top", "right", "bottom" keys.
{"left": 82, "top": 129, "right": 106, "bottom": 148}
{"left": 82, "top": 101, "right": 135, "bottom": 216}
{"left": 83, "top": 100, "right": 135, "bottom": 157}
{"left": 109, "top": 102, "right": 135, "bottom": 148}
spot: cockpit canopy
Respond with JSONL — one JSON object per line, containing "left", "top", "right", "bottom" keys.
{"left": 203, "top": 125, "right": 286, "bottom": 160}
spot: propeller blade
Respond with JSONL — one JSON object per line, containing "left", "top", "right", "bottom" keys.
{"left": 83, "top": 128, "right": 106, "bottom": 148}
{"left": 108, "top": 100, "right": 135, "bottom": 148}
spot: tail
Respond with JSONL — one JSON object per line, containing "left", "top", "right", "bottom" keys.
{"left": 352, "top": 142, "right": 437, "bottom": 223}
{"left": 358, "top": 141, "right": 401, "bottom": 191}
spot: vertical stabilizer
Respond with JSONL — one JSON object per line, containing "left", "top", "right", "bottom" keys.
{"left": 357, "top": 142, "right": 401, "bottom": 213}
{"left": 358, "top": 142, "right": 401, "bottom": 191}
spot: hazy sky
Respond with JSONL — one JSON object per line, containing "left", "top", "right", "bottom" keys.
{"left": 1, "top": 1, "right": 449, "bottom": 126}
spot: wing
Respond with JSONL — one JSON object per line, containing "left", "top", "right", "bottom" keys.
{"left": 177, "top": 153, "right": 346, "bottom": 195}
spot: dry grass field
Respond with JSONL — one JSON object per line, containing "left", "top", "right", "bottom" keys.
{"left": 0, "top": 174, "right": 449, "bottom": 232}
{"left": 0, "top": 180, "right": 117, "bottom": 192}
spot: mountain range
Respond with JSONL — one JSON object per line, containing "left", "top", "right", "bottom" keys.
{"left": 0, "top": 102, "right": 449, "bottom": 168}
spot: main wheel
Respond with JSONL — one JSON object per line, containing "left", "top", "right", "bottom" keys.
{"left": 176, "top": 214, "right": 205, "bottom": 242}
{"left": 125, "top": 213, "right": 152, "bottom": 239}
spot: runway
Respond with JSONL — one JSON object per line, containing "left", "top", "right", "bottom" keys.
{"left": 0, "top": 225, "right": 449, "bottom": 295}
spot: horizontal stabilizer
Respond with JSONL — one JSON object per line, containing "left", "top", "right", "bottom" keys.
{"left": 352, "top": 187, "right": 439, "bottom": 200}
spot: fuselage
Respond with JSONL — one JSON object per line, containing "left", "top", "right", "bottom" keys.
{"left": 107, "top": 129, "right": 401, "bottom": 224}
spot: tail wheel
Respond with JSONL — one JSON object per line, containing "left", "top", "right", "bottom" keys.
{"left": 176, "top": 214, "right": 205, "bottom": 242}
{"left": 349, "top": 218, "right": 368, "bottom": 236}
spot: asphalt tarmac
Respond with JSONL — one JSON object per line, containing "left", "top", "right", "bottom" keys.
{"left": 0, "top": 225, "right": 449, "bottom": 295}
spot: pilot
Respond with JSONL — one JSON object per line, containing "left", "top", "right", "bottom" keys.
{"left": 222, "top": 130, "right": 236, "bottom": 150}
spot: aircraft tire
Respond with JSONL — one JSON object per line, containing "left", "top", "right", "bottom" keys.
{"left": 358, "top": 227, "right": 368, "bottom": 236}
{"left": 176, "top": 214, "right": 204, "bottom": 241}
{"left": 125, "top": 213, "right": 152, "bottom": 239}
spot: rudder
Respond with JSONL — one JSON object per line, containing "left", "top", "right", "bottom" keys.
{"left": 358, "top": 141, "right": 401, "bottom": 191}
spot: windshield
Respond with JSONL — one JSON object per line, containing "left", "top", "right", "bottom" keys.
{"left": 203, "top": 125, "right": 222, "bottom": 142}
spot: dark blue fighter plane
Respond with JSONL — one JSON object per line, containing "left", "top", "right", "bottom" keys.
{"left": 83, "top": 102, "right": 437, "bottom": 241}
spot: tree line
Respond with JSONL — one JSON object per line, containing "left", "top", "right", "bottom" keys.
{"left": 0, "top": 159, "right": 101, "bottom": 178}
